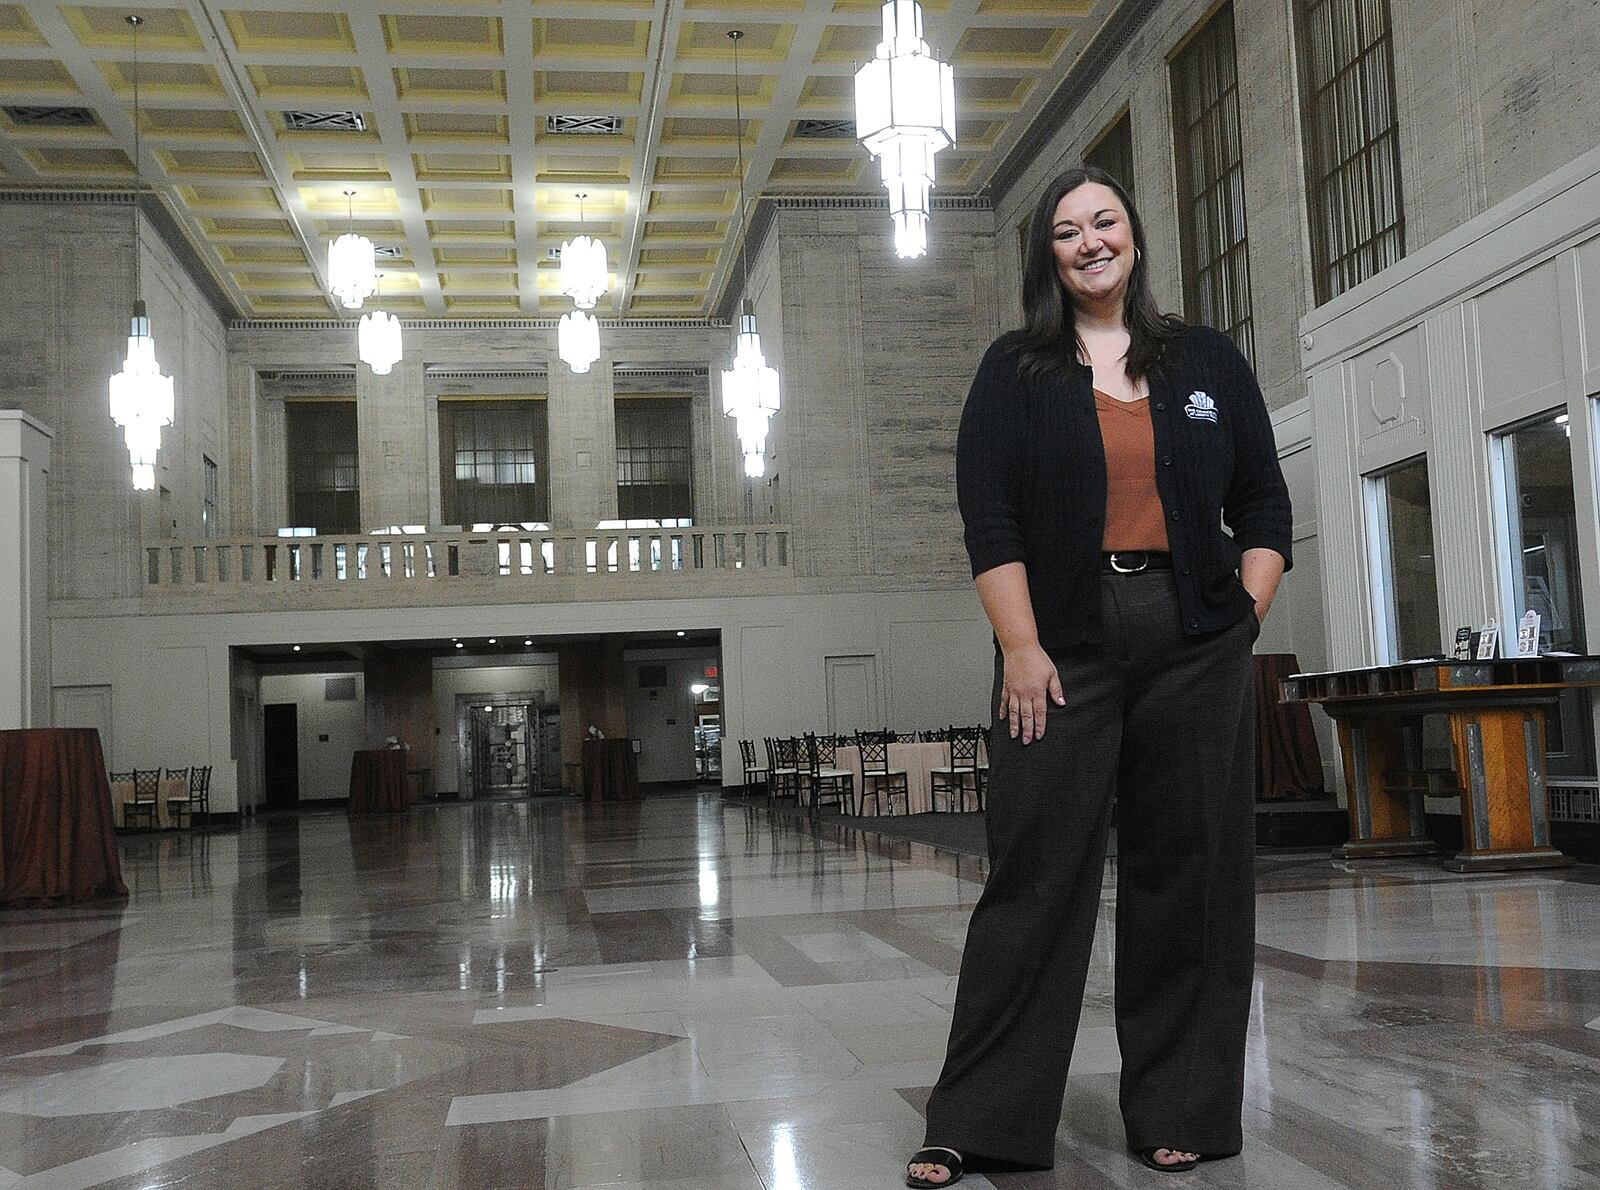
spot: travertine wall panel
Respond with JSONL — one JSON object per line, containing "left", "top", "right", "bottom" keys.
{"left": 357, "top": 361, "right": 430, "bottom": 530}
{"left": 0, "top": 201, "right": 226, "bottom": 600}
{"left": 1468, "top": 0, "right": 1600, "bottom": 211}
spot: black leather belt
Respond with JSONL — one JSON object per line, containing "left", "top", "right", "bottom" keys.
{"left": 1102, "top": 551, "right": 1173, "bottom": 574}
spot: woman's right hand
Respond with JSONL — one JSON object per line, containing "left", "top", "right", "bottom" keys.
{"left": 999, "top": 643, "right": 1066, "bottom": 745}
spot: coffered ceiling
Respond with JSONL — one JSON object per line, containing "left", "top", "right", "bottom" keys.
{"left": 0, "top": 0, "right": 1110, "bottom": 319}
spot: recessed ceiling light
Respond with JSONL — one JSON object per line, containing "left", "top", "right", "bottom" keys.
{"left": 488, "top": 638, "right": 497, "bottom": 644}
{"left": 676, "top": 631, "right": 686, "bottom": 637}
{"left": 292, "top": 645, "right": 301, "bottom": 652}
{"left": 455, "top": 642, "right": 464, "bottom": 649}
{"left": 523, "top": 639, "right": 533, "bottom": 646}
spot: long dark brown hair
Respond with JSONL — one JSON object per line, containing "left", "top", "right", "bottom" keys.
{"left": 1017, "top": 166, "right": 1185, "bottom": 382}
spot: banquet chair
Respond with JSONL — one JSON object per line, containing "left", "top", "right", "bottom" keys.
{"left": 126, "top": 768, "right": 162, "bottom": 830}
{"left": 167, "top": 764, "right": 212, "bottom": 830}
{"left": 854, "top": 730, "right": 909, "bottom": 816}
{"left": 739, "top": 739, "right": 770, "bottom": 798}
{"left": 802, "top": 733, "right": 855, "bottom": 818}
{"left": 930, "top": 727, "right": 985, "bottom": 812}
{"left": 765, "top": 737, "right": 799, "bottom": 805}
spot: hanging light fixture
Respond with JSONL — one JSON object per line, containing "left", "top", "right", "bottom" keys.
{"left": 108, "top": 13, "right": 173, "bottom": 492}
{"left": 854, "top": 0, "right": 956, "bottom": 259}
{"left": 357, "top": 272, "right": 402, "bottom": 375}
{"left": 558, "top": 309, "right": 599, "bottom": 374}
{"left": 559, "top": 192, "right": 608, "bottom": 311}
{"left": 720, "top": 29, "right": 779, "bottom": 480}
{"left": 328, "top": 189, "right": 376, "bottom": 309}
{"left": 358, "top": 309, "right": 402, "bottom": 375}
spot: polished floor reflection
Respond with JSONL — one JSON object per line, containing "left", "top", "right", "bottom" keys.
{"left": 3, "top": 795, "right": 1600, "bottom": 1188}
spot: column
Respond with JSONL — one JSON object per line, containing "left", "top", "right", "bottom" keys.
{"left": 546, "top": 357, "right": 617, "bottom": 530}
{"left": 0, "top": 410, "right": 53, "bottom": 728}
{"left": 356, "top": 360, "right": 430, "bottom": 531}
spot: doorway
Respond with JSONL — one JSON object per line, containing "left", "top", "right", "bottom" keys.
{"left": 825, "top": 655, "right": 881, "bottom": 736}
{"left": 262, "top": 703, "right": 299, "bottom": 809}
{"left": 457, "top": 694, "right": 561, "bottom": 798}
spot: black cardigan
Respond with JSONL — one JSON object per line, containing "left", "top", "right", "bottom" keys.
{"left": 956, "top": 325, "right": 1293, "bottom": 650}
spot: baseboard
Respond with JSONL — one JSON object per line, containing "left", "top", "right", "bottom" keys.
{"left": 1255, "top": 797, "right": 1348, "bottom": 847}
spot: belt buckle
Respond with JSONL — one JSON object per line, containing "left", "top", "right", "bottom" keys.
{"left": 1109, "top": 551, "right": 1148, "bottom": 574}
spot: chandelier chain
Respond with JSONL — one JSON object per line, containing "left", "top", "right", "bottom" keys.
{"left": 128, "top": 14, "right": 142, "bottom": 303}
{"left": 729, "top": 30, "right": 751, "bottom": 296}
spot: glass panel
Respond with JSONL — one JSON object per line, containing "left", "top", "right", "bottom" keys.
{"left": 287, "top": 403, "right": 360, "bottom": 535}
{"left": 1296, "top": 0, "right": 1405, "bottom": 302}
{"left": 1496, "top": 413, "right": 1594, "bottom": 774}
{"left": 442, "top": 400, "right": 550, "bottom": 527}
{"left": 1084, "top": 111, "right": 1135, "bottom": 205}
{"left": 615, "top": 398, "right": 695, "bottom": 521}
{"left": 1378, "top": 458, "right": 1441, "bottom": 661}
{"left": 1170, "top": 3, "right": 1254, "bottom": 365}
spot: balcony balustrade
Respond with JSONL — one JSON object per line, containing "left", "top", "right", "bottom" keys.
{"left": 142, "top": 524, "right": 792, "bottom": 608}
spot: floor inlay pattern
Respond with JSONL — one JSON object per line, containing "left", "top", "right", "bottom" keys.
{"left": 3, "top": 796, "right": 1599, "bottom": 1188}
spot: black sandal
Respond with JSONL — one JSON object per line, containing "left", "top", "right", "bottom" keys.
{"left": 1134, "top": 1147, "right": 1200, "bottom": 1173}
{"left": 906, "top": 1146, "right": 964, "bottom": 1187}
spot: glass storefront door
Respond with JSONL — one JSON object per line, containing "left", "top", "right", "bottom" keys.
{"left": 1491, "top": 412, "right": 1595, "bottom": 778}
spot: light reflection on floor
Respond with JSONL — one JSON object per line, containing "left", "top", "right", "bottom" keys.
{"left": 2, "top": 795, "right": 1600, "bottom": 1188}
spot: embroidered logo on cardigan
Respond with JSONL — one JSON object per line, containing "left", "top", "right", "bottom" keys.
{"left": 1184, "top": 391, "right": 1218, "bottom": 423}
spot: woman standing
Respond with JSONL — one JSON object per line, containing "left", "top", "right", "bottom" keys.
{"left": 906, "top": 166, "right": 1292, "bottom": 1187}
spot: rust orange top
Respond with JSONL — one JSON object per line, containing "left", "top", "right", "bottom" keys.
{"left": 1094, "top": 388, "right": 1170, "bottom": 553}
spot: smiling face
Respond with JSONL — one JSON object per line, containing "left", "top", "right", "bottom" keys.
{"left": 1050, "top": 181, "right": 1137, "bottom": 311}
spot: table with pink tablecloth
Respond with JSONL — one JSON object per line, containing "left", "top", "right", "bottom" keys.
{"left": 834, "top": 740, "right": 987, "bottom": 816}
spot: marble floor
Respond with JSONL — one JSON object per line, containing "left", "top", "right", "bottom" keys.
{"left": 4, "top": 795, "right": 1600, "bottom": 1189}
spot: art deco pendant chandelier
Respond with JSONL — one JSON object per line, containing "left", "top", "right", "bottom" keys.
{"left": 107, "top": 14, "right": 173, "bottom": 492}
{"left": 720, "top": 30, "right": 780, "bottom": 479}
{"left": 328, "top": 189, "right": 376, "bottom": 310}
{"left": 557, "top": 307, "right": 600, "bottom": 375}
{"left": 854, "top": 0, "right": 956, "bottom": 259}
{"left": 559, "top": 193, "right": 608, "bottom": 311}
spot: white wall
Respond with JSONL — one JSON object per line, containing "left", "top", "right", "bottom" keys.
{"left": 0, "top": 411, "right": 51, "bottom": 728}
{"left": 431, "top": 659, "right": 558, "bottom": 795}
{"left": 624, "top": 650, "right": 718, "bottom": 784}
{"left": 1303, "top": 144, "right": 1600, "bottom": 782}
{"left": 259, "top": 672, "right": 368, "bottom": 802}
{"left": 50, "top": 585, "right": 994, "bottom": 800}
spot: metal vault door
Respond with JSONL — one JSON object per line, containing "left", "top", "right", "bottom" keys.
{"left": 471, "top": 703, "right": 532, "bottom": 796}
{"left": 457, "top": 695, "right": 562, "bottom": 798}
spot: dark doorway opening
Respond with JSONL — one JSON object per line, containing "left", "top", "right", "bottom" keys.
{"left": 263, "top": 703, "right": 300, "bottom": 809}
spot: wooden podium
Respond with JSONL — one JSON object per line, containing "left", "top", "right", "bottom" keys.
{"left": 1281, "top": 658, "right": 1600, "bottom": 872}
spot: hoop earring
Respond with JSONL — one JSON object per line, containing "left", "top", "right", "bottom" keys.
{"left": 1134, "top": 247, "right": 1142, "bottom": 266}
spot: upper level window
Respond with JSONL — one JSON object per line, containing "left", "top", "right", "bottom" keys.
{"left": 202, "top": 455, "right": 219, "bottom": 538}
{"left": 440, "top": 400, "right": 550, "bottom": 528}
{"left": 1084, "top": 110, "right": 1135, "bottom": 206}
{"left": 1295, "top": 0, "right": 1405, "bottom": 303}
{"left": 1170, "top": 3, "right": 1255, "bottom": 364}
{"left": 286, "top": 402, "right": 360, "bottom": 536}
{"left": 615, "top": 397, "right": 693, "bottom": 522}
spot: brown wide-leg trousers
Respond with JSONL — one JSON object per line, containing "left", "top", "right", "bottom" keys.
{"left": 923, "top": 570, "right": 1257, "bottom": 1169}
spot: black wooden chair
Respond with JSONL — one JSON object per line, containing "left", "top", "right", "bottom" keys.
{"left": 738, "top": 740, "right": 769, "bottom": 798}
{"left": 167, "top": 764, "right": 212, "bottom": 829}
{"left": 126, "top": 768, "right": 162, "bottom": 829}
{"left": 765, "top": 736, "right": 799, "bottom": 805}
{"left": 930, "top": 727, "right": 985, "bottom": 812}
{"left": 802, "top": 732, "right": 854, "bottom": 818}
{"left": 854, "top": 730, "right": 909, "bottom": 816}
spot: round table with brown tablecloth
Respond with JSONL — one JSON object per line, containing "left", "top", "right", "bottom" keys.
{"left": 348, "top": 749, "right": 411, "bottom": 813}
{"left": 581, "top": 739, "right": 640, "bottom": 803}
{"left": 0, "top": 728, "right": 128, "bottom": 904}
{"left": 1252, "top": 653, "right": 1326, "bottom": 801}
